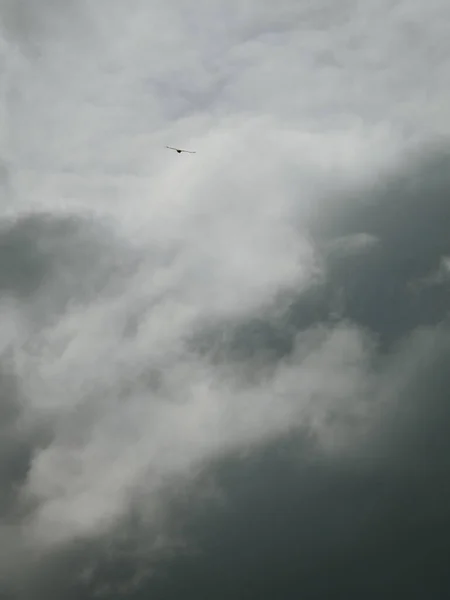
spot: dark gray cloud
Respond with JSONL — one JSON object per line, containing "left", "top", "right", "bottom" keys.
{"left": 0, "top": 211, "right": 139, "bottom": 318}
{"left": 2, "top": 143, "right": 447, "bottom": 600}
{"left": 22, "top": 330, "right": 450, "bottom": 599}
{"left": 89, "top": 147, "right": 450, "bottom": 599}
{"left": 191, "top": 144, "right": 450, "bottom": 369}
{"left": 2, "top": 0, "right": 450, "bottom": 598}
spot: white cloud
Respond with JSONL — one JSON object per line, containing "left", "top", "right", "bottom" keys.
{"left": 19, "top": 320, "right": 374, "bottom": 547}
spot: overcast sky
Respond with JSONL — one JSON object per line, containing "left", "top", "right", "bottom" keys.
{"left": 1, "top": 0, "right": 450, "bottom": 598}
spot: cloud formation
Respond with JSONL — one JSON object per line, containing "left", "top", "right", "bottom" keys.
{"left": 1, "top": 0, "right": 450, "bottom": 598}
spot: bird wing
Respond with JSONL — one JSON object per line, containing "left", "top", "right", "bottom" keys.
{"left": 166, "top": 146, "right": 196, "bottom": 153}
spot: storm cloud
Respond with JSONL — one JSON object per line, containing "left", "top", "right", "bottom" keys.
{"left": 1, "top": 0, "right": 450, "bottom": 599}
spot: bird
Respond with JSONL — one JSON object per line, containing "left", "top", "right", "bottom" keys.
{"left": 166, "top": 146, "right": 196, "bottom": 154}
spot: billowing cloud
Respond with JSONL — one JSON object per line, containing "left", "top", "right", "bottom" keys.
{"left": 1, "top": 0, "right": 450, "bottom": 599}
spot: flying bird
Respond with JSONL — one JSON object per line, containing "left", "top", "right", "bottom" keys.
{"left": 166, "top": 146, "right": 196, "bottom": 154}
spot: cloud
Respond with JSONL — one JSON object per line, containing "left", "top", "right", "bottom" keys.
{"left": 1, "top": 145, "right": 448, "bottom": 598}
{"left": 1, "top": 0, "right": 450, "bottom": 598}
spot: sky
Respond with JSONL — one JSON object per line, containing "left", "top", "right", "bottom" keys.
{"left": 0, "top": 0, "right": 450, "bottom": 598}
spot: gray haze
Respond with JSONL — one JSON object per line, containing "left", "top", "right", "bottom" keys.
{"left": 1, "top": 1, "right": 450, "bottom": 598}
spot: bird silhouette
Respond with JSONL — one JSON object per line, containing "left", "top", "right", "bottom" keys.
{"left": 166, "top": 146, "right": 196, "bottom": 154}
